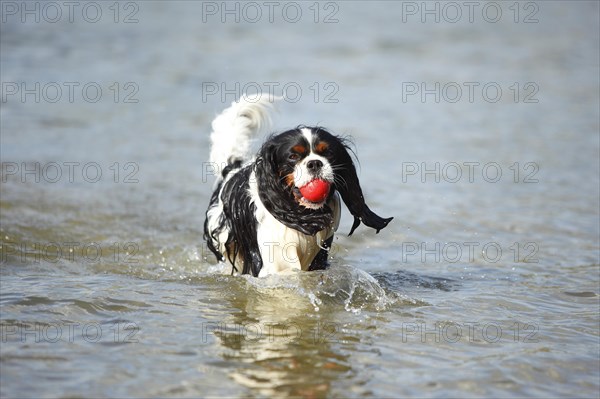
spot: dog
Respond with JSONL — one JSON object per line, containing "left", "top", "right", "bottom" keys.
{"left": 204, "top": 95, "right": 393, "bottom": 277}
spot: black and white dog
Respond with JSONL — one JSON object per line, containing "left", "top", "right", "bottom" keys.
{"left": 204, "top": 96, "right": 393, "bottom": 277}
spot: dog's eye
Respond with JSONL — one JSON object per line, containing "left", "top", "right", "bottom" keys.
{"left": 289, "top": 153, "right": 300, "bottom": 161}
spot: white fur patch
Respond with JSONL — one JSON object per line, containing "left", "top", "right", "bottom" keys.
{"left": 209, "top": 96, "right": 275, "bottom": 176}
{"left": 294, "top": 128, "right": 335, "bottom": 190}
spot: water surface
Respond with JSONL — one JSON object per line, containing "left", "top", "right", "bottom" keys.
{"left": 1, "top": 1, "right": 599, "bottom": 397}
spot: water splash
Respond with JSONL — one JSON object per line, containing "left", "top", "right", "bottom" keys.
{"left": 230, "top": 264, "right": 416, "bottom": 314}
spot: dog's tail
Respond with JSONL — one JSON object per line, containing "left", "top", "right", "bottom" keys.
{"left": 209, "top": 94, "right": 276, "bottom": 176}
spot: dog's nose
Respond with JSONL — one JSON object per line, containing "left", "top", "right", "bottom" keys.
{"left": 307, "top": 159, "right": 323, "bottom": 171}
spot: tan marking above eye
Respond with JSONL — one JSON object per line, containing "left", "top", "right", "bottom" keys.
{"left": 315, "top": 141, "right": 329, "bottom": 154}
{"left": 291, "top": 145, "right": 308, "bottom": 156}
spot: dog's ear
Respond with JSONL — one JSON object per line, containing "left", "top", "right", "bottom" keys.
{"left": 255, "top": 142, "right": 280, "bottom": 198}
{"left": 333, "top": 142, "right": 393, "bottom": 236}
{"left": 257, "top": 143, "right": 275, "bottom": 172}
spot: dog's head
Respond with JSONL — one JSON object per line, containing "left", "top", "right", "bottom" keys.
{"left": 255, "top": 127, "right": 393, "bottom": 236}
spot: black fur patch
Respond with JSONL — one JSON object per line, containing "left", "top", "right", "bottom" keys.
{"left": 204, "top": 165, "right": 263, "bottom": 276}
{"left": 312, "top": 129, "right": 394, "bottom": 235}
{"left": 307, "top": 235, "right": 334, "bottom": 271}
{"left": 203, "top": 180, "right": 225, "bottom": 263}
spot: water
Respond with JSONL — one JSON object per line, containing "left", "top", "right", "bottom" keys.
{"left": 1, "top": 1, "right": 599, "bottom": 397}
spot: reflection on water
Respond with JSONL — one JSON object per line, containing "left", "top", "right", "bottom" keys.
{"left": 206, "top": 267, "right": 388, "bottom": 396}
{"left": 217, "top": 290, "right": 350, "bottom": 397}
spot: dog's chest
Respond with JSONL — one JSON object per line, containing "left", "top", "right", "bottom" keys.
{"left": 253, "top": 193, "right": 340, "bottom": 275}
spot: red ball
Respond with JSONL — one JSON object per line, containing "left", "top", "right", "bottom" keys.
{"left": 299, "top": 179, "right": 330, "bottom": 203}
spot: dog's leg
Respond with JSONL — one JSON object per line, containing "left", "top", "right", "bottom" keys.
{"left": 307, "top": 235, "right": 334, "bottom": 271}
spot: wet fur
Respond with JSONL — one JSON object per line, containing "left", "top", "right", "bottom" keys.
{"left": 204, "top": 97, "right": 393, "bottom": 277}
